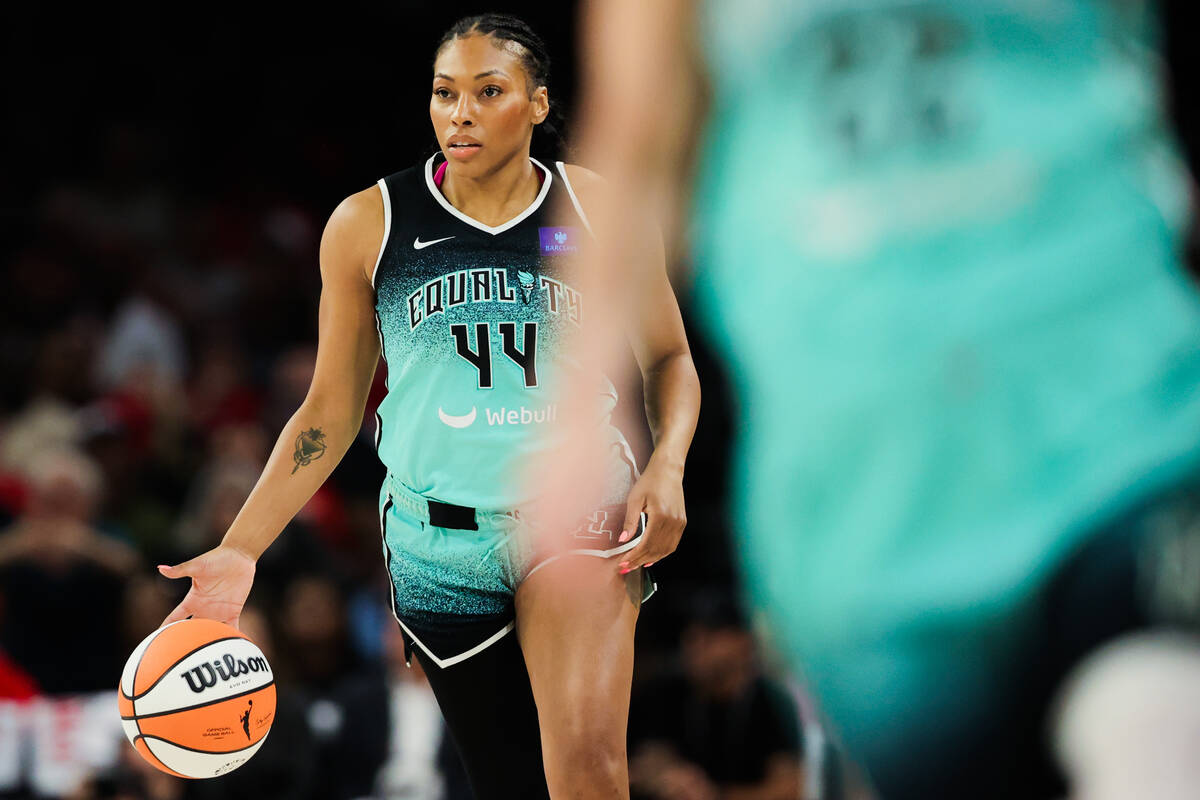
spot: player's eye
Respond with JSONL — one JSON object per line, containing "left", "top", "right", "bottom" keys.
{"left": 482, "top": 85, "right": 502, "bottom": 98}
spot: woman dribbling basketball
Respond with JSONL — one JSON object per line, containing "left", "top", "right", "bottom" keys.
{"left": 157, "top": 13, "right": 701, "bottom": 798}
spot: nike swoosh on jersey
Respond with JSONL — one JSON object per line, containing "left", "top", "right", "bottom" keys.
{"left": 438, "top": 406, "right": 477, "bottom": 428}
{"left": 414, "top": 236, "right": 456, "bottom": 250}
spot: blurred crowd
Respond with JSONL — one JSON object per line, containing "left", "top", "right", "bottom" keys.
{"left": 0, "top": 120, "right": 807, "bottom": 799}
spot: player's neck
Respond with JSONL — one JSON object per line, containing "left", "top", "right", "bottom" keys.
{"left": 439, "top": 153, "right": 541, "bottom": 227}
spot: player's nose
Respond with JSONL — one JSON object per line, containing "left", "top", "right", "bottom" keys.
{"left": 451, "top": 94, "right": 476, "bottom": 126}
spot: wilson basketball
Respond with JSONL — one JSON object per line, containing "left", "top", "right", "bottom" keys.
{"left": 117, "top": 618, "right": 276, "bottom": 778}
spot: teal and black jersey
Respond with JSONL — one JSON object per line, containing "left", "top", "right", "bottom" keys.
{"left": 370, "top": 153, "right": 631, "bottom": 510}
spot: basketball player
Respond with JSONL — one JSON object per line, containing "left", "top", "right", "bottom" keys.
{"left": 566, "top": 0, "right": 1200, "bottom": 798}
{"left": 157, "top": 14, "right": 701, "bottom": 799}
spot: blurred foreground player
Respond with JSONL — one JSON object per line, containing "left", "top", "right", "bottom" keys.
{"left": 157, "top": 13, "right": 700, "bottom": 799}
{"left": 572, "top": 0, "right": 1200, "bottom": 797}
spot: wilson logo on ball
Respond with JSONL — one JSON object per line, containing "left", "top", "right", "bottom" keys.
{"left": 181, "top": 653, "right": 271, "bottom": 693}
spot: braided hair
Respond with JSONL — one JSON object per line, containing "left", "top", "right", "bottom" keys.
{"left": 433, "top": 13, "right": 568, "bottom": 161}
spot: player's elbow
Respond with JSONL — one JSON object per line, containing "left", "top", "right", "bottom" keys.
{"left": 296, "top": 390, "right": 366, "bottom": 446}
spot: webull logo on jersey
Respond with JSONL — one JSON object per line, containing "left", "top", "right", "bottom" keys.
{"left": 181, "top": 653, "right": 271, "bottom": 694}
{"left": 484, "top": 404, "right": 558, "bottom": 425}
{"left": 407, "top": 268, "right": 582, "bottom": 330}
{"left": 437, "top": 404, "right": 559, "bottom": 428}
{"left": 538, "top": 226, "right": 578, "bottom": 254}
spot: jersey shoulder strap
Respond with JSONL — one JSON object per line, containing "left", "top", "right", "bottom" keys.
{"left": 371, "top": 157, "right": 448, "bottom": 289}
{"left": 547, "top": 160, "right": 596, "bottom": 237}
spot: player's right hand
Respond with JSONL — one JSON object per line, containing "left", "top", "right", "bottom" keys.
{"left": 157, "top": 544, "right": 257, "bottom": 630}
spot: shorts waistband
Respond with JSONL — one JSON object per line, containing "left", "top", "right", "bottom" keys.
{"left": 385, "top": 473, "right": 522, "bottom": 530}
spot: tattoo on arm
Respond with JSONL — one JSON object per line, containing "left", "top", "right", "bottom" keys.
{"left": 292, "top": 427, "right": 328, "bottom": 474}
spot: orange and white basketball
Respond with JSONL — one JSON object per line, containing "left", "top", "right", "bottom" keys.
{"left": 117, "top": 618, "right": 276, "bottom": 778}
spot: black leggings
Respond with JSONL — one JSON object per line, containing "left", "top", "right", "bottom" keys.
{"left": 414, "top": 631, "right": 550, "bottom": 800}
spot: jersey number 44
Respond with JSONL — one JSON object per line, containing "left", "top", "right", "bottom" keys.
{"left": 451, "top": 321, "right": 539, "bottom": 389}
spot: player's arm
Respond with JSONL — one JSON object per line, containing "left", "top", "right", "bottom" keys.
{"left": 566, "top": 165, "right": 700, "bottom": 572}
{"left": 157, "top": 186, "right": 385, "bottom": 628}
{"left": 218, "top": 186, "right": 384, "bottom": 559}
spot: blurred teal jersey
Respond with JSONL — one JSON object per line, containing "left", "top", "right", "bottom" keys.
{"left": 691, "top": 0, "right": 1200, "bottom": 750}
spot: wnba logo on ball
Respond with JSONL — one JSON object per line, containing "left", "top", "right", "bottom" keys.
{"left": 181, "top": 653, "right": 271, "bottom": 693}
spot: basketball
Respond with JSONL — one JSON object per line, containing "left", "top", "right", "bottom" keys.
{"left": 117, "top": 618, "right": 277, "bottom": 779}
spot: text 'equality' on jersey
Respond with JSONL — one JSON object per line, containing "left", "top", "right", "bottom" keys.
{"left": 407, "top": 268, "right": 584, "bottom": 332}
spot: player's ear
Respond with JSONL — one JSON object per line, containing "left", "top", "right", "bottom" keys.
{"left": 531, "top": 86, "right": 549, "bottom": 125}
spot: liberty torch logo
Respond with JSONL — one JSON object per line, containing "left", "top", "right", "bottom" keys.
{"left": 518, "top": 270, "right": 537, "bottom": 303}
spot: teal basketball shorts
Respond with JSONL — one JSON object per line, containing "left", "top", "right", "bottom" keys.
{"left": 377, "top": 472, "right": 658, "bottom": 669}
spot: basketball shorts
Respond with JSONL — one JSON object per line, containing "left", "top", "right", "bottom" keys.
{"left": 376, "top": 471, "right": 658, "bottom": 670}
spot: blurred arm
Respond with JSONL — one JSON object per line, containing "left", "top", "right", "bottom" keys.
{"left": 576, "top": 0, "right": 708, "bottom": 274}
{"left": 630, "top": 742, "right": 720, "bottom": 800}
{"left": 218, "top": 187, "right": 384, "bottom": 560}
{"left": 724, "top": 753, "right": 807, "bottom": 800}
{"left": 519, "top": 2, "right": 706, "bottom": 543}
{"left": 626, "top": 220, "right": 700, "bottom": 472}
{"left": 566, "top": 164, "right": 700, "bottom": 471}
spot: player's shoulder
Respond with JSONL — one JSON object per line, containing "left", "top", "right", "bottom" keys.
{"left": 321, "top": 183, "right": 385, "bottom": 285}
{"left": 326, "top": 183, "right": 384, "bottom": 246}
{"left": 336, "top": 182, "right": 384, "bottom": 217}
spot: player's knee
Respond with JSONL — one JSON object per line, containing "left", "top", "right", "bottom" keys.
{"left": 550, "top": 714, "right": 627, "bottom": 785}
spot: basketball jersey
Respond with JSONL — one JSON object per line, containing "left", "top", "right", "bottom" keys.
{"left": 691, "top": 0, "right": 1200, "bottom": 753}
{"left": 370, "top": 153, "right": 627, "bottom": 509}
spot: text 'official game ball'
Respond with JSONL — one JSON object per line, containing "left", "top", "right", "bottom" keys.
{"left": 117, "top": 618, "right": 276, "bottom": 779}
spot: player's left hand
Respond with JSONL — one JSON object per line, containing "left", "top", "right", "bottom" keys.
{"left": 616, "top": 453, "right": 687, "bottom": 574}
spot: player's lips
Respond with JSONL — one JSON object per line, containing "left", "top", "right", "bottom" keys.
{"left": 447, "top": 136, "right": 482, "bottom": 159}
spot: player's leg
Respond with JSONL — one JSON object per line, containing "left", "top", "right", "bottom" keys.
{"left": 414, "top": 630, "right": 551, "bottom": 800}
{"left": 514, "top": 555, "right": 643, "bottom": 798}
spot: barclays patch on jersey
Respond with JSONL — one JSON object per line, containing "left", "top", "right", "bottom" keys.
{"left": 538, "top": 226, "right": 579, "bottom": 254}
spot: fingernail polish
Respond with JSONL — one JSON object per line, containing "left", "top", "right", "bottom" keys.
{"left": 619, "top": 562, "right": 628, "bottom": 570}
{"left": 644, "top": 562, "right": 655, "bottom": 567}
{"left": 619, "top": 568, "right": 630, "bottom": 575}
{"left": 618, "top": 530, "right": 630, "bottom": 543}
